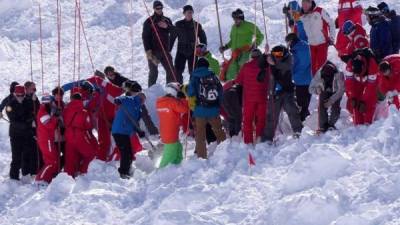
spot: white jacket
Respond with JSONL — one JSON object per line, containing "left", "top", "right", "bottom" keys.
{"left": 301, "top": 6, "right": 336, "bottom": 46}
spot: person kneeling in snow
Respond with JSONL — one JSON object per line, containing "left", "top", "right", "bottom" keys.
{"left": 309, "top": 61, "right": 345, "bottom": 132}
{"left": 111, "top": 81, "right": 143, "bottom": 179}
{"left": 156, "top": 83, "right": 189, "bottom": 168}
{"left": 377, "top": 54, "right": 400, "bottom": 109}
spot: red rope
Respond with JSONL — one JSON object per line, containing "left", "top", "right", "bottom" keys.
{"left": 57, "top": 0, "right": 61, "bottom": 88}
{"left": 76, "top": 0, "right": 95, "bottom": 73}
{"left": 142, "top": 0, "right": 177, "bottom": 82}
{"left": 38, "top": 2, "right": 44, "bottom": 94}
{"left": 77, "top": 0, "right": 81, "bottom": 80}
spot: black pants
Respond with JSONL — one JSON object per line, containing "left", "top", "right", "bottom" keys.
{"left": 319, "top": 92, "right": 341, "bottom": 131}
{"left": 112, "top": 134, "right": 132, "bottom": 176}
{"left": 9, "top": 135, "right": 35, "bottom": 180}
{"left": 223, "top": 89, "right": 242, "bottom": 137}
{"left": 174, "top": 52, "right": 194, "bottom": 83}
{"left": 295, "top": 85, "right": 311, "bottom": 122}
{"left": 148, "top": 51, "right": 177, "bottom": 87}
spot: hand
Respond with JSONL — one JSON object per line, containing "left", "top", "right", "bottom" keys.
{"left": 137, "top": 130, "right": 146, "bottom": 138}
{"left": 157, "top": 21, "right": 168, "bottom": 29}
{"left": 282, "top": 5, "right": 289, "bottom": 15}
{"left": 358, "top": 101, "right": 366, "bottom": 113}
{"left": 219, "top": 45, "right": 227, "bottom": 53}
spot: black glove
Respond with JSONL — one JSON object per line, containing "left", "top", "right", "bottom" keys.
{"left": 282, "top": 5, "right": 289, "bottom": 15}
{"left": 177, "top": 91, "right": 186, "bottom": 99}
{"left": 137, "top": 130, "right": 146, "bottom": 138}
{"left": 358, "top": 101, "right": 366, "bottom": 113}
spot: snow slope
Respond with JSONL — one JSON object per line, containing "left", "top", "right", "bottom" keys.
{"left": 1, "top": 0, "right": 400, "bottom": 224}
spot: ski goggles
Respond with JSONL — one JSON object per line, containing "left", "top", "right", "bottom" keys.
{"left": 272, "top": 51, "right": 284, "bottom": 58}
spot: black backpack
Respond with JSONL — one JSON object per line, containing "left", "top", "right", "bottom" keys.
{"left": 197, "top": 75, "right": 222, "bottom": 107}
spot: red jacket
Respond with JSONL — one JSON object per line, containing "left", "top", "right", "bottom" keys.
{"left": 63, "top": 100, "right": 93, "bottom": 141}
{"left": 378, "top": 54, "right": 400, "bottom": 95}
{"left": 235, "top": 59, "right": 269, "bottom": 104}
{"left": 36, "top": 104, "right": 58, "bottom": 143}
{"left": 337, "top": 0, "right": 363, "bottom": 27}
{"left": 345, "top": 24, "right": 369, "bottom": 55}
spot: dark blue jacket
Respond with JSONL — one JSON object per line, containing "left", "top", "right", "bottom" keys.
{"left": 389, "top": 10, "right": 400, "bottom": 53}
{"left": 370, "top": 16, "right": 393, "bottom": 60}
{"left": 111, "top": 95, "right": 142, "bottom": 136}
{"left": 188, "top": 67, "right": 223, "bottom": 118}
{"left": 290, "top": 39, "right": 312, "bottom": 86}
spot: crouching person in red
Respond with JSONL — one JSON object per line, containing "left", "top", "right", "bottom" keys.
{"left": 35, "top": 94, "right": 61, "bottom": 184}
{"left": 234, "top": 49, "right": 269, "bottom": 144}
{"left": 345, "top": 48, "right": 379, "bottom": 125}
{"left": 378, "top": 55, "right": 400, "bottom": 108}
{"left": 63, "top": 90, "right": 97, "bottom": 177}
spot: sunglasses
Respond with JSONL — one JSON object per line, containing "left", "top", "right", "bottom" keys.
{"left": 272, "top": 51, "right": 284, "bottom": 57}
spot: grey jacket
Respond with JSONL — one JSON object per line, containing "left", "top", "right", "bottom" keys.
{"left": 309, "top": 69, "right": 345, "bottom": 105}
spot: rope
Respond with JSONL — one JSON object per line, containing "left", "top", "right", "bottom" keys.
{"left": 214, "top": 0, "right": 225, "bottom": 60}
{"left": 38, "top": 2, "right": 44, "bottom": 94}
{"left": 29, "top": 40, "right": 33, "bottom": 81}
{"left": 76, "top": 0, "right": 95, "bottom": 73}
{"left": 129, "top": 0, "right": 135, "bottom": 79}
{"left": 141, "top": 0, "right": 178, "bottom": 82}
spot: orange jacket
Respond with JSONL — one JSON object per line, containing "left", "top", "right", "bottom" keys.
{"left": 156, "top": 96, "right": 189, "bottom": 144}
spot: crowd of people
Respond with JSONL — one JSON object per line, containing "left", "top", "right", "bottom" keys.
{"left": 1, "top": 0, "right": 400, "bottom": 185}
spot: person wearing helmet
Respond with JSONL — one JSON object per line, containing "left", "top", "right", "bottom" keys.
{"left": 365, "top": 6, "right": 393, "bottom": 61}
{"left": 156, "top": 83, "right": 189, "bottom": 168}
{"left": 340, "top": 20, "right": 369, "bottom": 63}
{"left": 377, "top": 54, "right": 400, "bottom": 109}
{"left": 345, "top": 48, "right": 379, "bottom": 125}
{"left": 196, "top": 43, "right": 220, "bottom": 75}
{"left": 219, "top": 8, "right": 264, "bottom": 81}
{"left": 378, "top": 2, "right": 400, "bottom": 54}
{"left": 283, "top": 1, "right": 308, "bottom": 42}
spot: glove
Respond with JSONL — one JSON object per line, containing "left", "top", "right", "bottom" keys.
{"left": 137, "top": 130, "right": 146, "bottom": 138}
{"left": 282, "top": 5, "right": 289, "bottom": 15}
{"left": 177, "top": 91, "right": 186, "bottom": 99}
{"left": 358, "top": 101, "right": 366, "bottom": 113}
{"left": 188, "top": 96, "right": 196, "bottom": 110}
{"left": 181, "top": 85, "right": 189, "bottom": 96}
{"left": 146, "top": 50, "right": 160, "bottom": 65}
{"left": 114, "top": 98, "right": 122, "bottom": 105}
{"left": 219, "top": 45, "right": 228, "bottom": 53}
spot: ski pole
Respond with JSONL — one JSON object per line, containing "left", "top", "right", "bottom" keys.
{"left": 284, "top": 3, "right": 289, "bottom": 35}
{"left": 214, "top": 0, "right": 226, "bottom": 61}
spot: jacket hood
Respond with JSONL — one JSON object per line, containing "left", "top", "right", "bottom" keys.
{"left": 192, "top": 67, "right": 214, "bottom": 78}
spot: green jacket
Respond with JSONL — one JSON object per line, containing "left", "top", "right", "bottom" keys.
{"left": 204, "top": 52, "right": 220, "bottom": 75}
{"left": 226, "top": 21, "right": 264, "bottom": 50}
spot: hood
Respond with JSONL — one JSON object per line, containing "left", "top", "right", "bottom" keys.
{"left": 192, "top": 67, "right": 214, "bottom": 78}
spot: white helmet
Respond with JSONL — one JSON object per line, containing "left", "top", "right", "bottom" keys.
{"left": 165, "top": 82, "right": 181, "bottom": 97}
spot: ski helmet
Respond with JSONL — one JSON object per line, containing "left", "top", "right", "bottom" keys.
{"left": 165, "top": 82, "right": 181, "bottom": 97}
{"left": 342, "top": 20, "right": 355, "bottom": 35}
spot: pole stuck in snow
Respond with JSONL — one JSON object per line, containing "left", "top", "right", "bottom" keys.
{"left": 38, "top": 2, "right": 44, "bottom": 95}
{"left": 260, "top": 0, "right": 268, "bottom": 43}
{"left": 214, "top": 0, "right": 225, "bottom": 60}
{"left": 29, "top": 40, "right": 33, "bottom": 82}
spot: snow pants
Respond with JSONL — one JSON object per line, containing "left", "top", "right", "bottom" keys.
{"left": 36, "top": 139, "right": 59, "bottom": 183}
{"left": 195, "top": 117, "right": 226, "bottom": 159}
{"left": 352, "top": 102, "right": 376, "bottom": 125}
{"left": 295, "top": 85, "right": 312, "bottom": 122}
{"left": 174, "top": 52, "right": 194, "bottom": 84}
{"left": 64, "top": 131, "right": 96, "bottom": 177}
{"left": 9, "top": 135, "right": 36, "bottom": 180}
{"left": 310, "top": 43, "right": 328, "bottom": 76}
{"left": 222, "top": 88, "right": 242, "bottom": 137}
{"left": 243, "top": 101, "right": 267, "bottom": 144}
{"left": 159, "top": 142, "right": 183, "bottom": 168}
{"left": 148, "top": 51, "right": 176, "bottom": 87}
{"left": 112, "top": 134, "right": 133, "bottom": 176}
{"left": 318, "top": 92, "right": 341, "bottom": 131}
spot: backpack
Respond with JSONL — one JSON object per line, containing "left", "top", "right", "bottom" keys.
{"left": 197, "top": 75, "right": 222, "bottom": 107}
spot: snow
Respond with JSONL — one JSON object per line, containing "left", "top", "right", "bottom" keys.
{"left": 1, "top": 0, "right": 400, "bottom": 224}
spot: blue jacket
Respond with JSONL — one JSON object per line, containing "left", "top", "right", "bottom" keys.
{"left": 111, "top": 95, "right": 142, "bottom": 136}
{"left": 296, "top": 21, "right": 308, "bottom": 43}
{"left": 188, "top": 67, "right": 222, "bottom": 118}
{"left": 370, "top": 16, "right": 393, "bottom": 60}
{"left": 290, "top": 39, "right": 312, "bottom": 86}
{"left": 389, "top": 11, "right": 400, "bottom": 53}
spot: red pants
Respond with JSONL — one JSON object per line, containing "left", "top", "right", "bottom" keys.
{"left": 310, "top": 43, "right": 328, "bottom": 76}
{"left": 109, "top": 134, "right": 143, "bottom": 161}
{"left": 97, "top": 116, "right": 112, "bottom": 161}
{"left": 36, "top": 139, "right": 59, "bottom": 183}
{"left": 64, "top": 132, "right": 96, "bottom": 177}
{"left": 243, "top": 102, "right": 267, "bottom": 144}
{"left": 353, "top": 106, "right": 376, "bottom": 125}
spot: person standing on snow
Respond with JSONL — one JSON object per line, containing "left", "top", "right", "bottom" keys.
{"left": 63, "top": 89, "right": 97, "bottom": 178}
{"left": 283, "top": 1, "right": 308, "bottom": 42}
{"left": 188, "top": 58, "right": 226, "bottom": 159}
{"left": 377, "top": 2, "right": 400, "bottom": 54}
{"left": 285, "top": 33, "right": 312, "bottom": 122}
{"left": 156, "top": 83, "right": 189, "bottom": 168}
{"left": 51, "top": 87, "right": 66, "bottom": 169}
{"left": 300, "top": 0, "right": 336, "bottom": 76}
{"left": 340, "top": 20, "right": 369, "bottom": 63}
{"left": 335, "top": 0, "right": 363, "bottom": 60}
{"left": 142, "top": 1, "right": 175, "bottom": 87}
{"left": 377, "top": 55, "right": 400, "bottom": 109}
{"left": 35, "top": 94, "right": 61, "bottom": 185}
{"left": 111, "top": 81, "right": 143, "bottom": 179}
{"left": 261, "top": 45, "right": 303, "bottom": 143}
{"left": 219, "top": 9, "right": 264, "bottom": 81}
{"left": 170, "top": 5, "right": 207, "bottom": 83}
{"left": 309, "top": 61, "right": 345, "bottom": 132}
{"left": 365, "top": 6, "right": 393, "bottom": 62}
{"left": 345, "top": 48, "right": 379, "bottom": 125}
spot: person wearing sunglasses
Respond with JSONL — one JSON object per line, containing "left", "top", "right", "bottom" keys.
{"left": 142, "top": 1, "right": 175, "bottom": 87}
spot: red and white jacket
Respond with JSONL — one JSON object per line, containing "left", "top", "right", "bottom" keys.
{"left": 337, "top": 0, "right": 363, "bottom": 28}
{"left": 36, "top": 104, "right": 58, "bottom": 144}
{"left": 345, "top": 23, "right": 370, "bottom": 55}
{"left": 378, "top": 55, "right": 400, "bottom": 97}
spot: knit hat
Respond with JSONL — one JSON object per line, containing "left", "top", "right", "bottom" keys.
{"left": 377, "top": 2, "right": 390, "bottom": 14}
{"left": 123, "top": 80, "right": 142, "bottom": 93}
{"left": 183, "top": 5, "right": 193, "bottom": 13}
{"left": 104, "top": 66, "right": 115, "bottom": 74}
{"left": 321, "top": 62, "right": 337, "bottom": 77}
{"left": 9, "top": 81, "right": 19, "bottom": 94}
{"left": 232, "top": 9, "right": 245, "bottom": 20}
{"left": 165, "top": 82, "right": 181, "bottom": 97}
{"left": 342, "top": 20, "right": 355, "bottom": 35}
{"left": 195, "top": 57, "right": 210, "bottom": 68}
{"left": 153, "top": 1, "right": 163, "bottom": 9}
{"left": 14, "top": 85, "right": 25, "bottom": 95}
{"left": 41, "top": 93, "right": 55, "bottom": 104}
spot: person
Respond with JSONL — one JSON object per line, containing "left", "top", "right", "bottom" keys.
{"left": 142, "top": 0, "right": 175, "bottom": 87}
{"left": 51, "top": 87, "right": 66, "bottom": 169}
{"left": 0, "top": 82, "right": 19, "bottom": 118}
{"left": 283, "top": 1, "right": 308, "bottom": 42}
{"left": 6, "top": 85, "right": 36, "bottom": 181}
{"left": 345, "top": 48, "right": 379, "bottom": 125}
{"left": 377, "top": 2, "right": 400, "bottom": 54}
{"left": 170, "top": 5, "right": 207, "bottom": 83}
{"left": 365, "top": 6, "right": 393, "bottom": 61}
{"left": 103, "top": 66, "right": 159, "bottom": 135}
{"left": 219, "top": 8, "right": 264, "bottom": 81}
{"left": 222, "top": 81, "right": 242, "bottom": 137}
{"left": 234, "top": 49, "right": 269, "bottom": 144}
{"left": 377, "top": 54, "right": 400, "bottom": 109}
{"left": 188, "top": 58, "right": 226, "bottom": 159}
{"left": 156, "top": 83, "right": 189, "bottom": 168}
{"left": 309, "top": 61, "right": 345, "bottom": 132}
{"left": 63, "top": 89, "right": 97, "bottom": 177}
{"left": 300, "top": 0, "right": 336, "bottom": 75}
{"left": 285, "top": 33, "right": 312, "bottom": 121}
{"left": 196, "top": 43, "right": 220, "bottom": 75}
{"left": 111, "top": 82, "right": 143, "bottom": 179}
{"left": 35, "top": 94, "right": 61, "bottom": 184}
{"left": 340, "top": 20, "right": 370, "bottom": 63}
{"left": 261, "top": 45, "right": 303, "bottom": 143}
{"left": 335, "top": 0, "right": 363, "bottom": 59}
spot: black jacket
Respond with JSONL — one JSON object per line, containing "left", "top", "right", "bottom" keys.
{"left": 6, "top": 98, "right": 35, "bottom": 137}
{"left": 109, "top": 72, "right": 129, "bottom": 88}
{"left": 0, "top": 94, "right": 14, "bottom": 112}
{"left": 271, "top": 54, "right": 295, "bottom": 94}
{"left": 142, "top": 14, "right": 173, "bottom": 53}
{"left": 170, "top": 19, "right": 207, "bottom": 56}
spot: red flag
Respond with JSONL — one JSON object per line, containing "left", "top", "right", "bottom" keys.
{"left": 248, "top": 152, "right": 256, "bottom": 166}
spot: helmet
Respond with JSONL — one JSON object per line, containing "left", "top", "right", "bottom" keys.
{"left": 165, "top": 82, "right": 181, "bottom": 97}
{"left": 41, "top": 93, "right": 55, "bottom": 104}
{"left": 342, "top": 20, "right": 355, "bottom": 35}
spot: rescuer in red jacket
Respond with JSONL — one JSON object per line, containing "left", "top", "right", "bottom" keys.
{"left": 378, "top": 54, "right": 400, "bottom": 108}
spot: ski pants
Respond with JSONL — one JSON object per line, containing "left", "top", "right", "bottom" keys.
{"left": 36, "top": 139, "right": 59, "bottom": 183}
{"left": 9, "top": 135, "right": 36, "bottom": 180}
{"left": 159, "top": 142, "right": 183, "bottom": 168}
{"left": 148, "top": 51, "right": 176, "bottom": 87}
{"left": 222, "top": 89, "right": 242, "bottom": 137}
{"left": 243, "top": 101, "right": 267, "bottom": 144}
{"left": 319, "top": 92, "right": 342, "bottom": 130}
{"left": 174, "top": 52, "right": 193, "bottom": 84}
{"left": 195, "top": 117, "right": 226, "bottom": 159}
{"left": 262, "top": 93, "right": 303, "bottom": 142}
{"left": 64, "top": 131, "right": 96, "bottom": 177}
{"left": 310, "top": 43, "right": 328, "bottom": 76}
{"left": 352, "top": 101, "right": 376, "bottom": 125}
{"left": 112, "top": 134, "right": 133, "bottom": 176}
{"left": 295, "top": 85, "right": 312, "bottom": 122}
{"left": 97, "top": 115, "right": 111, "bottom": 161}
